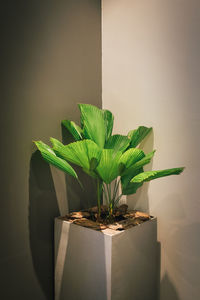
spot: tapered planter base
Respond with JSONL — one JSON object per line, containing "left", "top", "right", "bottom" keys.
{"left": 55, "top": 217, "right": 158, "bottom": 300}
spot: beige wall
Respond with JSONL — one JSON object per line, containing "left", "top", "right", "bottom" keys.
{"left": 102, "top": 0, "right": 200, "bottom": 299}
{"left": 0, "top": 1, "right": 101, "bottom": 299}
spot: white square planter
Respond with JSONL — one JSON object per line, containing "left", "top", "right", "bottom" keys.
{"left": 55, "top": 217, "right": 158, "bottom": 300}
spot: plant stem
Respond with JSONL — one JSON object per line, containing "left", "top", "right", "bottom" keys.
{"left": 102, "top": 180, "right": 123, "bottom": 217}
{"left": 109, "top": 202, "right": 113, "bottom": 215}
{"left": 114, "top": 193, "right": 123, "bottom": 206}
{"left": 112, "top": 178, "right": 120, "bottom": 204}
{"left": 106, "top": 183, "right": 113, "bottom": 216}
{"left": 102, "top": 183, "right": 108, "bottom": 206}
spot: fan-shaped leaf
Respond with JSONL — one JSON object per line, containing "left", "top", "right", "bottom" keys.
{"left": 119, "top": 148, "right": 145, "bottom": 170}
{"left": 52, "top": 139, "right": 102, "bottom": 171}
{"left": 131, "top": 167, "right": 184, "bottom": 183}
{"left": 50, "top": 137, "right": 65, "bottom": 150}
{"left": 78, "top": 103, "right": 106, "bottom": 148}
{"left": 62, "top": 120, "right": 83, "bottom": 141}
{"left": 121, "top": 167, "right": 143, "bottom": 195}
{"left": 103, "top": 109, "right": 114, "bottom": 142}
{"left": 96, "top": 149, "right": 122, "bottom": 184}
{"left": 128, "top": 126, "right": 152, "bottom": 147}
{"left": 105, "top": 134, "right": 130, "bottom": 153}
{"left": 34, "top": 141, "right": 78, "bottom": 178}
{"left": 122, "top": 150, "right": 156, "bottom": 176}
{"left": 122, "top": 181, "right": 143, "bottom": 195}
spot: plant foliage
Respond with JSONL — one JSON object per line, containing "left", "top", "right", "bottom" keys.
{"left": 34, "top": 103, "right": 184, "bottom": 216}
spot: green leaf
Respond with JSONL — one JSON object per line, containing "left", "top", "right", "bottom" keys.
{"left": 96, "top": 149, "right": 122, "bottom": 184}
{"left": 105, "top": 134, "right": 130, "bottom": 153}
{"left": 119, "top": 148, "right": 145, "bottom": 170}
{"left": 52, "top": 139, "right": 102, "bottom": 171}
{"left": 62, "top": 120, "right": 83, "bottom": 141}
{"left": 128, "top": 126, "right": 152, "bottom": 147}
{"left": 78, "top": 103, "right": 106, "bottom": 148}
{"left": 131, "top": 167, "right": 184, "bottom": 183}
{"left": 34, "top": 141, "right": 78, "bottom": 179}
{"left": 121, "top": 167, "right": 144, "bottom": 195}
{"left": 50, "top": 137, "right": 65, "bottom": 150}
{"left": 103, "top": 109, "right": 114, "bottom": 142}
{"left": 122, "top": 150, "right": 156, "bottom": 176}
{"left": 89, "top": 157, "right": 99, "bottom": 171}
{"left": 50, "top": 137, "right": 67, "bottom": 160}
{"left": 121, "top": 181, "right": 143, "bottom": 195}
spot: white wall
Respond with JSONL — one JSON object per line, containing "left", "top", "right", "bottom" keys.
{"left": 102, "top": 0, "right": 200, "bottom": 299}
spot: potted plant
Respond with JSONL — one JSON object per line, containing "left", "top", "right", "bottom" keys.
{"left": 34, "top": 104, "right": 184, "bottom": 300}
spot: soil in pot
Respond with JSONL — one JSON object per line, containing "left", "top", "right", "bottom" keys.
{"left": 59, "top": 204, "right": 153, "bottom": 232}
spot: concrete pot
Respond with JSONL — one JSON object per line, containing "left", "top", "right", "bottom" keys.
{"left": 55, "top": 217, "right": 158, "bottom": 300}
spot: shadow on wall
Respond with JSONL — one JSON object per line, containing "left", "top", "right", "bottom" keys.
{"left": 156, "top": 241, "right": 161, "bottom": 300}
{"left": 29, "top": 138, "right": 100, "bottom": 299}
{"left": 156, "top": 193, "right": 200, "bottom": 298}
{"left": 62, "top": 124, "right": 100, "bottom": 212}
{"left": 127, "top": 130, "right": 154, "bottom": 213}
{"left": 29, "top": 150, "right": 60, "bottom": 300}
{"left": 160, "top": 273, "right": 180, "bottom": 300}
{"left": 166, "top": 221, "right": 200, "bottom": 287}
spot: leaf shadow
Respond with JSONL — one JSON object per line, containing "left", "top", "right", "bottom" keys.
{"left": 160, "top": 273, "right": 180, "bottom": 300}
{"left": 29, "top": 150, "right": 60, "bottom": 300}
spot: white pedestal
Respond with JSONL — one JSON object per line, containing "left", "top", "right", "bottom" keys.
{"left": 55, "top": 217, "right": 158, "bottom": 300}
